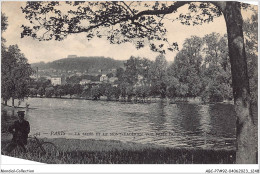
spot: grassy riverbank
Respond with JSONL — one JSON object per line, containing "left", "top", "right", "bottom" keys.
{"left": 1, "top": 104, "right": 236, "bottom": 164}
{"left": 1, "top": 137, "right": 235, "bottom": 164}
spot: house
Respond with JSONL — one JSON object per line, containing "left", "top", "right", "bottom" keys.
{"left": 30, "top": 74, "right": 37, "bottom": 79}
{"left": 76, "top": 72, "right": 82, "bottom": 76}
{"left": 100, "top": 74, "right": 108, "bottom": 82}
{"left": 67, "top": 55, "right": 77, "bottom": 58}
{"left": 80, "top": 79, "right": 91, "bottom": 85}
{"left": 108, "top": 68, "right": 117, "bottom": 73}
{"left": 51, "top": 77, "right": 62, "bottom": 86}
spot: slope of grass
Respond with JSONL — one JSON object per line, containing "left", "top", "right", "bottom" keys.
{"left": 1, "top": 137, "right": 236, "bottom": 164}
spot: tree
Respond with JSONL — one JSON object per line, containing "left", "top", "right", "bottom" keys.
{"left": 91, "top": 86, "right": 102, "bottom": 100}
{"left": 1, "top": 13, "right": 8, "bottom": 105}
{"left": 66, "top": 75, "right": 81, "bottom": 84}
{"left": 36, "top": 77, "right": 51, "bottom": 89}
{"left": 124, "top": 56, "right": 140, "bottom": 85}
{"left": 166, "top": 76, "right": 179, "bottom": 99}
{"left": 113, "top": 86, "right": 121, "bottom": 101}
{"left": 116, "top": 67, "right": 125, "bottom": 82}
{"left": 21, "top": 1, "right": 256, "bottom": 163}
{"left": 45, "top": 87, "right": 55, "bottom": 98}
{"left": 37, "top": 87, "right": 44, "bottom": 97}
{"left": 54, "top": 85, "right": 65, "bottom": 98}
{"left": 29, "top": 88, "right": 37, "bottom": 97}
{"left": 1, "top": 13, "right": 8, "bottom": 50}
{"left": 150, "top": 54, "right": 167, "bottom": 98}
{"left": 201, "top": 33, "right": 232, "bottom": 102}
{"left": 126, "top": 85, "right": 135, "bottom": 102}
{"left": 62, "top": 84, "right": 74, "bottom": 98}
{"left": 203, "top": 33, "right": 221, "bottom": 66}
{"left": 119, "top": 82, "right": 129, "bottom": 101}
{"left": 1, "top": 45, "right": 34, "bottom": 106}
{"left": 123, "top": 56, "right": 152, "bottom": 86}
{"left": 168, "top": 37, "right": 203, "bottom": 98}
{"left": 104, "top": 84, "right": 113, "bottom": 101}
{"left": 73, "top": 84, "right": 83, "bottom": 96}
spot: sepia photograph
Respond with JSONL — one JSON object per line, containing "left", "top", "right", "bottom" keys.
{"left": 0, "top": 0, "right": 259, "bottom": 173}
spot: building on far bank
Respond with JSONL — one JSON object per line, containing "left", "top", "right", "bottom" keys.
{"left": 100, "top": 74, "right": 108, "bottom": 82}
{"left": 67, "top": 55, "right": 77, "bottom": 58}
{"left": 76, "top": 72, "right": 82, "bottom": 76}
{"left": 80, "top": 79, "right": 91, "bottom": 85}
{"left": 51, "top": 77, "right": 62, "bottom": 86}
{"left": 108, "top": 68, "right": 117, "bottom": 73}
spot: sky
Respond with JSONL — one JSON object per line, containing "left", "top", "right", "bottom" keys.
{"left": 1, "top": 1, "right": 257, "bottom": 64}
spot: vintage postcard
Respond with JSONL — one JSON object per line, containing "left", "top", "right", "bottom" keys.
{"left": 1, "top": 0, "right": 259, "bottom": 173}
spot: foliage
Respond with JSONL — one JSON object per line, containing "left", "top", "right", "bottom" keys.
{"left": 45, "top": 87, "right": 55, "bottom": 98}
{"left": 135, "top": 85, "right": 150, "bottom": 101}
{"left": 126, "top": 86, "right": 134, "bottom": 101}
{"left": 123, "top": 56, "right": 140, "bottom": 85}
{"left": 1, "top": 13, "right": 8, "bottom": 32}
{"left": 29, "top": 88, "right": 37, "bottom": 97}
{"left": 66, "top": 75, "right": 81, "bottom": 84}
{"left": 243, "top": 12, "right": 258, "bottom": 105}
{"left": 1, "top": 45, "right": 34, "bottom": 105}
{"left": 149, "top": 54, "right": 167, "bottom": 98}
{"left": 1, "top": 13, "right": 8, "bottom": 46}
{"left": 37, "top": 87, "right": 45, "bottom": 97}
{"left": 91, "top": 86, "right": 102, "bottom": 100}
{"left": 113, "top": 86, "right": 121, "bottom": 100}
{"left": 21, "top": 2, "right": 227, "bottom": 54}
{"left": 73, "top": 84, "right": 83, "bottom": 96}
{"left": 116, "top": 68, "right": 125, "bottom": 82}
{"left": 54, "top": 87, "right": 65, "bottom": 98}
{"left": 104, "top": 84, "right": 113, "bottom": 101}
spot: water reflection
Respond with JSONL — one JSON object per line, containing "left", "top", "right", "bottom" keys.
{"left": 147, "top": 101, "right": 167, "bottom": 131}
{"left": 178, "top": 104, "right": 201, "bottom": 134}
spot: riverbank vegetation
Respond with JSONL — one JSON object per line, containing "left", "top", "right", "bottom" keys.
{"left": 26, "top": 22, "right": 257, "bottom": 105}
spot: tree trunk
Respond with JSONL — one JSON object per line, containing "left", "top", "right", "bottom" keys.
{"left": 222, "top": 2, "right": 257, "bottom": 164}
{"left": 12, "top": 97, "right": 15, "bottom": 107}
{"left": 4, "top": 100, "right": 7, "bottom": 105}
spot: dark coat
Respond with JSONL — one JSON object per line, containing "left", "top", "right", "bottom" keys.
{"left": 8, "top": 120, "right": 30, "bottom": 145}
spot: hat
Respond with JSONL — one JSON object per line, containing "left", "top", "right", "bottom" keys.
{"left": 17, "top": 111, "right": 25, "bottom": 116}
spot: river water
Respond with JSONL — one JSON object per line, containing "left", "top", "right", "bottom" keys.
{"left": 22, "top": 98, "right": 238, "bottom": 150}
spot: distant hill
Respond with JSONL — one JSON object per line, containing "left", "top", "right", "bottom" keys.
{"left": 31, "top": 56, "right": 125, "bottom": 73}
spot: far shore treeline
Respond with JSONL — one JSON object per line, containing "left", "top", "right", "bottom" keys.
{"left": 24, "top": 29, "right": 257, "bottom": 105}
{"left": 1, "top": 13, "right": 257, "bottom": 107}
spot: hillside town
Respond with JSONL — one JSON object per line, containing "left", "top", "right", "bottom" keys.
{"left": 31, "top": 66, "right": 119, "bottom": 87}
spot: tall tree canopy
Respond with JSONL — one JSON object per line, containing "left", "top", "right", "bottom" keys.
{"left": 20, "top": 1, "right": 257, "bottom": 163}
{"left": 1, "top": 13, "right": 33, "bottom": 106}
{"left": 1, "top": 45, "right": 34, "bottom": 106}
